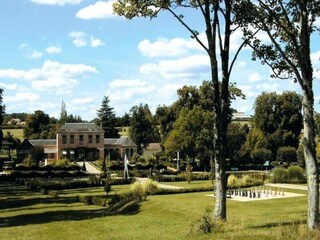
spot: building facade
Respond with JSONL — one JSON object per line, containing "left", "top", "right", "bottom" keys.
{"left": 17, "top": 123, "right": 137, "bottom": 162}
{"left": 57, "top": 123, "right": 105, "bottom": 161}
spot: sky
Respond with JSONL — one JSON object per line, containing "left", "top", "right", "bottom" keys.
{"left": 0, "top": 0, "right": 319, "bottom": 121}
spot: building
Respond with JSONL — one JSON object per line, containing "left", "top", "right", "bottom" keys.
{"left": 17, "top": 123, "right": 137, "bottom": 162}
{"left": 104, "top": 136, "right": 137, "bottom": 160}
{"left": 17, "top": 139, "right": 57, "bottom": 162}
{"left": 57, "top": 123, "right": 105, "bottom": 161}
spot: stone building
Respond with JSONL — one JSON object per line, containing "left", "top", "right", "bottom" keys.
{"left": 17, "top": 123, "right": 137, "bottom": 163}
{"left": 57, "top": 123, "right": 105, "bottom": 161}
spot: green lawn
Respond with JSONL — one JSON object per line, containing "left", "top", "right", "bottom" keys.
{"left": 0, "top": 181, "right": 319, "bottom": 240}
{"left": 3, "top": 128, "right": 24, "bottom": 140}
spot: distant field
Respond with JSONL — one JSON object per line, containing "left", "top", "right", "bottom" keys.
{"left": 118, "top": 126, "right": 129, "bottom": 136}
{"left": 2, "top": 128, "right": 24, "bottom": 140}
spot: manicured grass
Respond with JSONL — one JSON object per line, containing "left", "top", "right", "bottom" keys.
{"left": 162, "top": 180, "right": 214, "bottom": 188}
{"left": 0, "top": 182, "right": 319, "bottom": 240}
{"left": 3, "top": 128, "right": 24, "bottom": 140}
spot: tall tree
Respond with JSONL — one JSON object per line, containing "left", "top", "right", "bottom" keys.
{"left": 59, "top": 100, "right": 67, "bottom": 124}
{"left": 0, "top": 89, "right": 5, "bottom": 149}
{"left": 129, "top": 104, "right": 157, "bottom": 155}
{"left": 24, "top": 110, "right": 52, "bottom": 139}
{"left": 113, "top": 0, "right": 249, "bottom": 220}
{"left": 236, "top": 0, "right": 320, "bottom": 229}
{"left": 97, "top": 96, "right": 119, "bottom": 138}
{"left": 164, "top": 106, "right": 213, "bottom": 166}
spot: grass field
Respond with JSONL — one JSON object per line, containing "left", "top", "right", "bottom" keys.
{"left": 1, "top": 181, "right": 319, "bottom": 240}
{"left": 2, "top": 128, "right": 24, "bottom": 140}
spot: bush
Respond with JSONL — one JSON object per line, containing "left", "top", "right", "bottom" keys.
{"left": 130, "top": 182, "right": 146, "bottom": 201}
{"left": 78, "top": 195, "right": 92, "bottom": 205}
{"left": 271, "top": 167, "right": 288, "bottom": 183}
{"left": 227, "top": 174, "right": 262, "bottom": 188}
{"left": 189, "top": 207, "right": 215, "bottom": 235}
{"left": 287, "top": 165, "right": 306, "bottom": 183}
{"left": 142, "top": 179, "right": 158, "bottom": 195}
{"left": 227, "top": 174, "right": 240, "bottom": 188}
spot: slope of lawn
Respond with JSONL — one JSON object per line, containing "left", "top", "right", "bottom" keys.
{"left": 3, "top": 128, "right": 24, "bottom": 140}
{"left": 0, "top": 181, "right": 319, "bottom": 240}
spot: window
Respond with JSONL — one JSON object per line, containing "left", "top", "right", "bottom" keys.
{"left": 79, "top": 135, "right": 84, "bottom": 145}
{"left": 70, "top": 135, "right": 74, "bottom": 144}
{"left": 89, "top": 135, "right": 93, "bottom": 144}
{"left": 96, "top": 135, "right": 100, "bottom": 144}
{"left": 62, "top": 135, "right": 67, "bottom": 144}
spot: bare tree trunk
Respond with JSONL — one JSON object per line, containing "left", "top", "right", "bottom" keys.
{"left": 302, "top": 89, "right": 319, "bottom": 229}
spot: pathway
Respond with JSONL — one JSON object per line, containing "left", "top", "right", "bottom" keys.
{"left": 265, "top": 183, "right": 308, "bottom": 191}
{"left": 76, "top": 161, "right": 101, "bottom": 175}
{"left": 136, "top": 177, "right": 183, "bottom": 190}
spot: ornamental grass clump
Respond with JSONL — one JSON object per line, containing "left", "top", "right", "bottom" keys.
{"left": 287, "top": 165, "right": 306, "bottom": 183}
{"left": 227, "top": 174, "right": 241, "bottom": 188}
{"left": 130, "top": 182, "right": 146, "bottom": 202}
{"left": 142, "top": 179, "right": 158, "bottom": 195}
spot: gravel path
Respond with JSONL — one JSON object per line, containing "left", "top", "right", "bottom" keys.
{"left": 265, "top": 183, "right": 308, "bottom": 191}
{"left": 76, "top": 161, "right": 101, "bottom": 175}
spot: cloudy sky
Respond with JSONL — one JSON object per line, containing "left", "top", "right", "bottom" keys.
{"left": 0, "top": 0, "right": 319, "bottom": 121}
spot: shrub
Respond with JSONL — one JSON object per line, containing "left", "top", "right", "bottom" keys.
{"left": 270, "top": 167, "right": 288, "bottom": 183}
{"left": 48, "top": 190, "right": 59, "bottom": 197}
{"left": 142, "top": 179, "right": 158, "bottom": 195}
{"left": 287, "top": 165, "right": 306, "bottom": 183}
{"left": 92, "top": 196, "right": 108, "bottom": 207}
{"left": 130, "top": 182, "right": 146, "bottom": 202}
{"left": 227, "top": 174, "right": 262, "bottom": 188}
{"left": 78, "top": 195, "right": 92, "bottom": 205}
{"left": 189, "top": 207, "right": 214, "bottom": 234}
{"left": 227, "top": 174, "right": 240, "bottom": 188}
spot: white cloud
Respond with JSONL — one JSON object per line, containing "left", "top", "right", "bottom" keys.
{"left": 69, "top": 31, "right": 104, "bottom": 48}
{"left": 138, "top": 37, "right": 203, "bottom": 58}
{"left": 0, "top": 60, "right": 98, "bottom": 94}
{"left": 315, "top": 17, "right": 320, "bottom": 28}
{"left": 255, "top": 82, "right": 283, "bottom": 92}
{"left": 19, "top": 44, "right": 43, "bottom": 59}
{"left": 108, "top": 79, "right": 156, "bottom": 101}
{"left": 249, "top": 72, "right": 262, "bottom": 83}
{"left": 4, "top": 92, "right": 40, "bottom": 103}
{"left": 76, "top": 1, "right": 116, "bottom": 19}
{"left": 71, "top": 97, "right": 95, "bottom": 104}
{"left": 46, "top": 45, "right": 62, "bottom": 54}
{"left": 90, "top": 37, "right": 104, "bottom": 47}
{"left": 238, "top": 85, "right": 256, "bottom": 98}
{"left": 29, "top": 50, "right": 43, "bottom": 59}
{"left": 0, "top": 82, "right": 18, "bottom": 90}
{"left": 139, "top": 54, "right": 210, "bottom": 79}
{"left": 70, "top": 31, "right": 87, "bottom": 47}
{"left": 31, "top": 0, "right": 83, "bottom": 6}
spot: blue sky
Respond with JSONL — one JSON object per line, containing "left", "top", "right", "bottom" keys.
{"left": 0, "top": 0, "right": 319, "bottom": 121}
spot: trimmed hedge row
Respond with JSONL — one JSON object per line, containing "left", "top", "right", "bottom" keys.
{"left": 16, "top": 177, "right": 102, "bottom": 191}
{"left": 15, "top": 165, "right": 81, "bottom": 171}
{"left": 153, "top": 173, "right": 211, "bottom": 182}
{"left": 11, "top": 171, "right": 86, "bottom": 178}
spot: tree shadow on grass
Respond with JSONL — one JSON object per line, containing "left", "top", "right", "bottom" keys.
{"left": 0, "top": 182, "right": 142, "bottom": 228}
{"left": 0, "top": 194, "right": 78, "bottom": 211}
{"left": 0, "top": 201, "right": 142, "bottom": 228}
{"left": 249, "top": 219, "right": 307, "bottom": 229}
